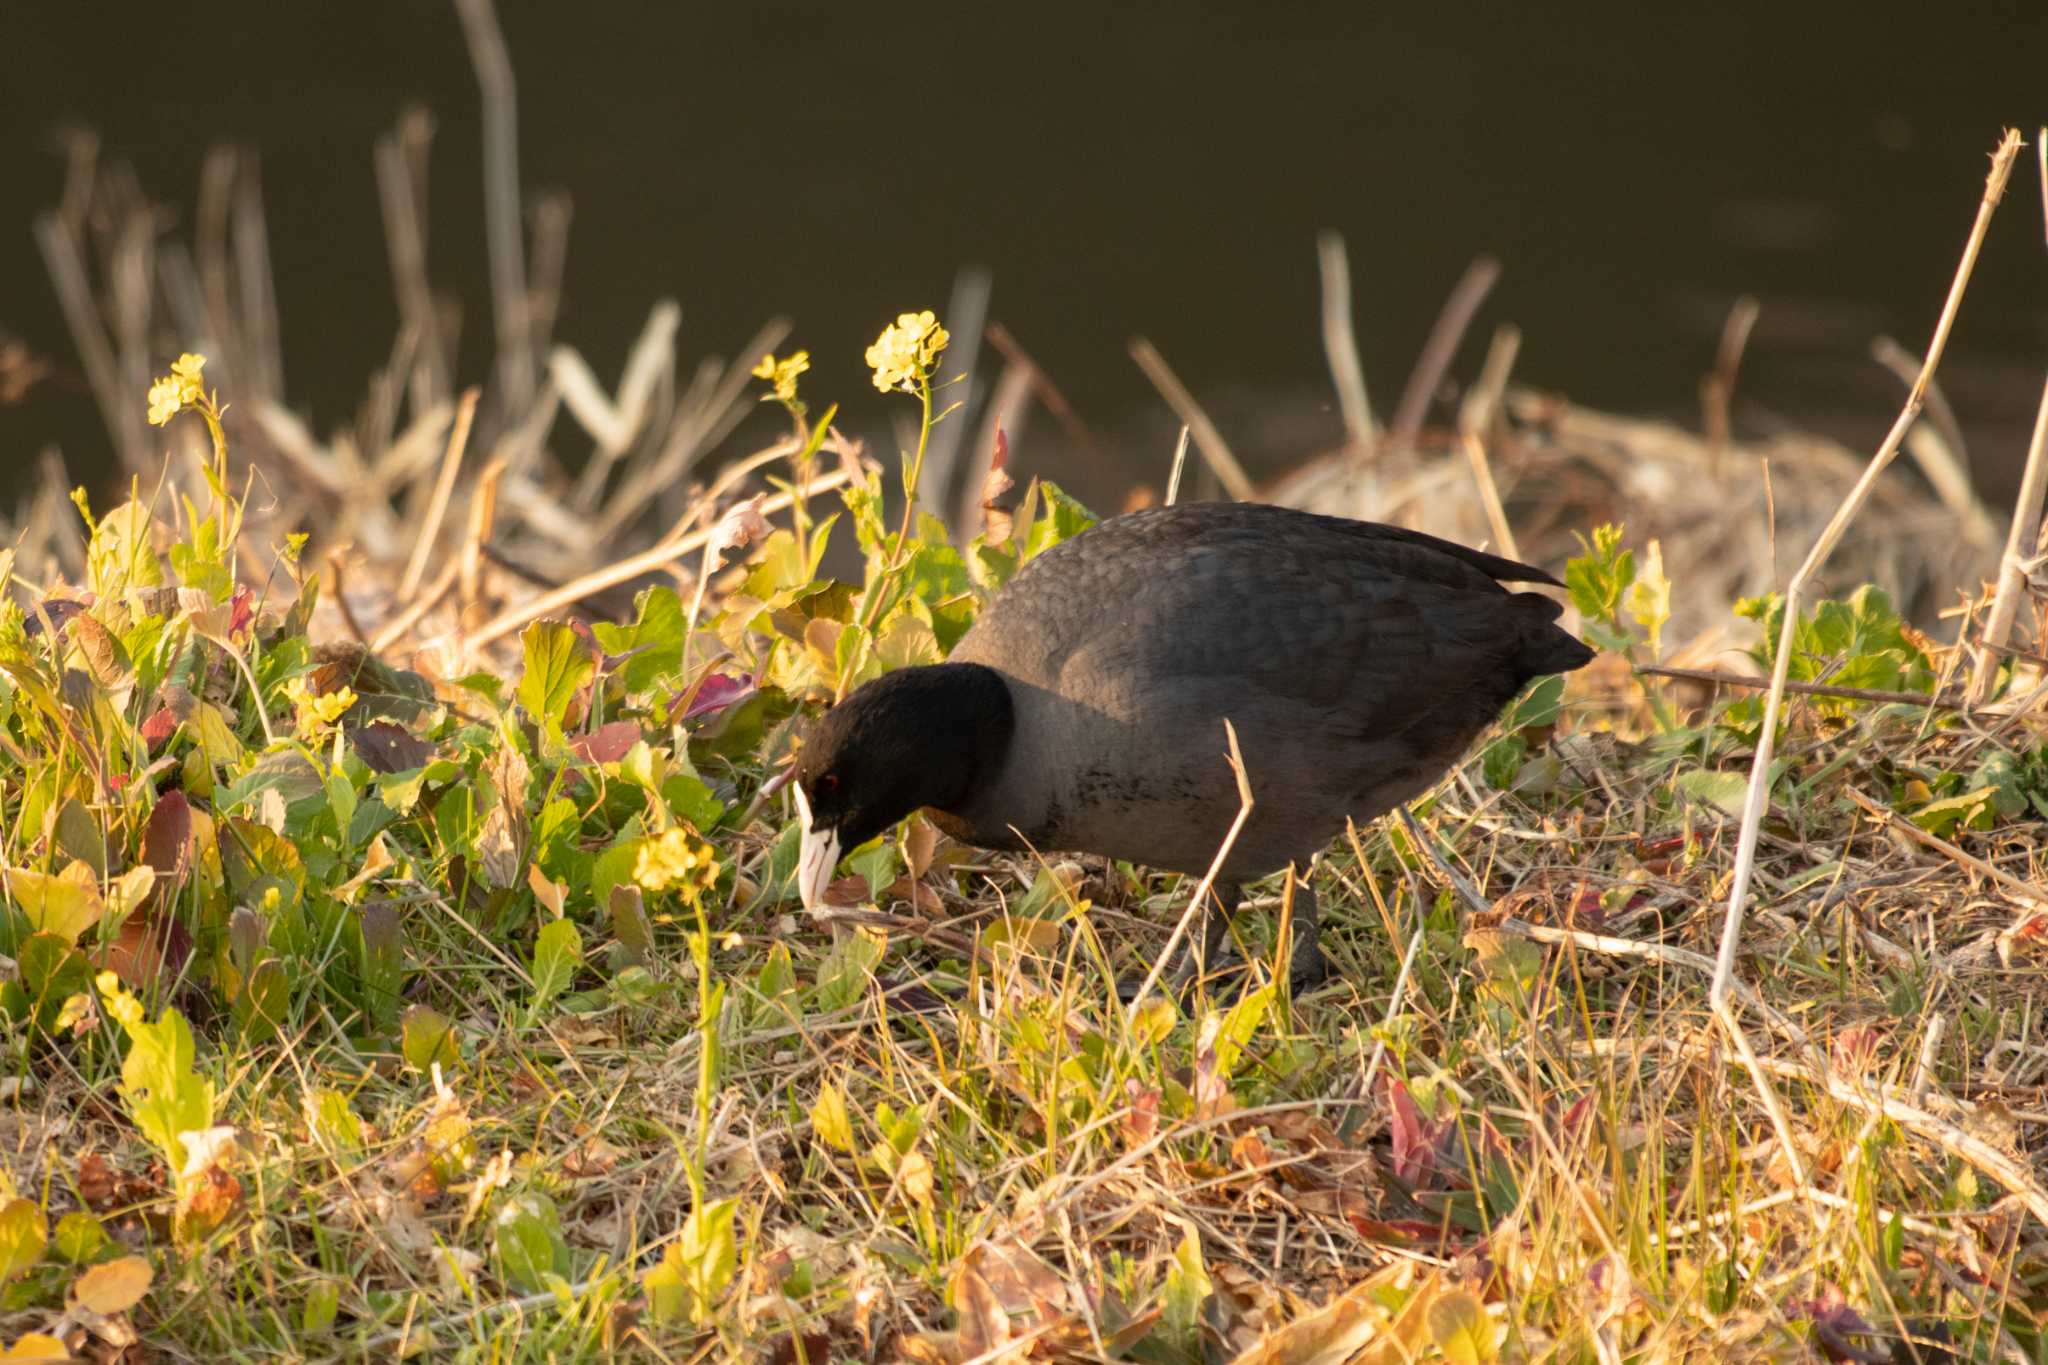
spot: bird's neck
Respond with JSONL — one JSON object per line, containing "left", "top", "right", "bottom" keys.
{"left": 910, "top": 662, "right": 1014, "bottom": 815}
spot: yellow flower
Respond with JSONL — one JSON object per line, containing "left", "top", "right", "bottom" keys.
{"left": 864, "top": 311, "right": 948, "bottom": 392}
{"left": 146, "top": 353, "right": 208, "bottom": 427}
{"left": 95, "top": 971, "right": 144, "bottom": 1029}
{"left": 633, "top": 826, "right": 721, "bottom": 901}
{"left": 283, "top": 676, "right": 357, "bottom": 733}
{"left": 752, "top": 350, "right": 810, "bottom": 404}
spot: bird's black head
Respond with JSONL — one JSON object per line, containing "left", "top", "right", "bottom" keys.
{"left": 791, "top": 662, "right": 1013, "bottom": 910}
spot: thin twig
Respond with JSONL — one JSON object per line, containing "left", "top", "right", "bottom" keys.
{"left": 1385, "top": 255, "right": 1500, "bottom": 458}
{"left": 1639, "top": 664, "right": 1965, "bottom": 710}
{"left": 450, "top": 0, "right": 533, "bottom": 411}
{"left": 399, "top": 387, "right": 480, "bottom": 601}
{"left": 1163, "top": 426, "right": 1191, "bottom": 507}
{"left": 1711, "top": 128, "right": 2025, "bottom": 1198}
{"left": 1455, "top": 324, "right": 1521, "bottom": 559}
{"left": 465, "top": 465, "right": 859, "bottom": 651}
{"left": 1968, "top": 371, "right": 2048, "bottom": 702}
{"left": 1843, "top": 788, "right": 2048, "bottom": 909}
{"left": 1128, "top": 338, "right": 1255, "bottom": 501}
{"left": 1701, "top": 295, "right": 1759, "bottom": 473}
{"left": 1126, "top": 720, "right": 1252, "bottom": 1017}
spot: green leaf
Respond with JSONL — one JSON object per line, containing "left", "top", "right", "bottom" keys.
{"left": 1210, "top": 985, "right": 1275, "bottom": 1085}
{"left": 307, "top": 1090, "right": 364, "bottom": 1152}
{"left": 0, "top": 1200, "right": 45, "bottom": 1283}
{"left": 400, "top": 1005, "right": 460, "bottom": 1074}
{"left": 651, "top": 1197, "right": 740, "bottom": 1326}
{"left": 51, "top": 1212, "right": 102, "bottom": 1266}
{"left": 492, "top": 1193, "right": 569, "bottom": 1295}
{"left": 1677, "top": 769, "right": 1750, "bottom": 818}
{"left": 527, "top": 919, "right": 582, "bottom": 1023}
{"left": 814, "top": 927, "right": 886, "bottom": 1012}
{"left": 517, "top": 621, "right": 594, "bottom": 727}
{"left": 300, "top": 1279, "right": 340, "bottom": 1335}
{"left": 86, "top": 501, "right": 164, "bottom": 599}
{"left": 1162, "top": 1224, "right": 1211, "bottom": 1346}
{"left": 1911, "top": 787, "right": 1997, "bottom": 838}
{"left": 52, "top": 800, "right": 106, "bottom": 880}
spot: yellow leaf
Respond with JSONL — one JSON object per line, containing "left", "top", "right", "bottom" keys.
{"left": 2, "top": 867, "right": 103, "bottom": 945}
{"left": 1425, "top": 1289, "right": 1496, "bottom": 1364}
{"left": 0, "top": 1334, "right": 70, "bottom": 1361}
{"left": 72, "top": 1254, "right": 153, "bottom": 1315}
{"left": 810, "top": 1082, "right": 854, "bottom": 1154}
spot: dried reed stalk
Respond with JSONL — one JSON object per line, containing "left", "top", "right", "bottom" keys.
{"left": 1129, "top": 338, "right": 1254, "bottom": 500}
{"left": 1316, "top": 230, "right": 1375, "bottom": 458}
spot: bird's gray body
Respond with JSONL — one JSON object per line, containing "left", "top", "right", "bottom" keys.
{"left": 936, "top": 502, "right": 1586, "bottom": 880}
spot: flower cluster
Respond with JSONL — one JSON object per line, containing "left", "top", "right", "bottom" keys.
{"left": 283, "top": 676, "right": 357, "bottom": 734}
{"left": 633, "top": 825, "right": 721, "bottom": 901}
{"left": 751, "top": 349, "right": 810, "bottom": 405}
{"left": 96, "top": 971, "right": 144, "bottom": 1029}
{"left": 147, "top": 353, "right": 209, "bottom": 427}
{"left": 864, "top": 310, "right": 948, "bottom": 393}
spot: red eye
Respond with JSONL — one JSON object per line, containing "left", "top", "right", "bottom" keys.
{"left": 815, "top": 773, "right": 840, "bottom": 797}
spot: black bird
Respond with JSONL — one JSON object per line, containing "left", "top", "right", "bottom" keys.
{"left": 790, "top": 502, "right": 1593, "bottom": 991}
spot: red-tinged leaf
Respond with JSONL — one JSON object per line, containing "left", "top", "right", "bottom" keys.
{"left": 823, "top": 876, "right": 868, "bottom": 909}
{"left": 980, "top": 431, "right": 1016, "bottom": 542}
{"left": 1794, "top": 1286, "right": 1888, "bottom": 1363}
{"left": 570, "top": 721, "right": 641, "bottom": 765}
{"left": 1558, "top": 1092, "right": 1596, "bottom": 1139}
{"left": 1346, "top": 1215, "right": 1458, "bottom": 1246}
{"left": 143, "top": 791, "right": 192, "bottom": 886}
{"left": 98, "top": 909, "right": 194, "bottom": 992}
{"left": 672, "top": 673, "right": 755, "bottom": 724}
{"left": 1566, "top": 883, "right": 1607, "bottom": 929}
{"left": 1831, "top": 1025, "right": 1883, "bottom": 1076}
{"left": 351, "top": 721, "right": 433, "bottom": 775}
{"left": 139, "top": 706, "right": 177, "bottom": 748}
{"left": 228, "top": 586, "right": 256, "bottom": 639}
{"left": 1386, "top": 1078, "right": 1455, "bottom": 1187}
{"left": 1121, "top": 1080, "right": 1159, "bottom": 1147}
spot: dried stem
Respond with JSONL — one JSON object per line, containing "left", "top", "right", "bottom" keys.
{"left": 1385, "top": 255, "right": 1499, "bottom": 458}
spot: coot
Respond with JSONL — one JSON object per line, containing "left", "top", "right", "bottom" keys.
{"left": 790, "top": 502, "right": 1593, "bottom": 991}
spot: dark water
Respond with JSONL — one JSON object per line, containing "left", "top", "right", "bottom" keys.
{"left": 5, "top": 1, "right": 2047, "bottom": 509}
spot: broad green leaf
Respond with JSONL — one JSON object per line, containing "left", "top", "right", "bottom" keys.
{"left": 517, "top": 622, "right": 593, "bottom": 727}
{"left": 492, "top": 1193, "right": 568, "bottom": 1295}
{"left": 814, "top": 927, "right": 886, "bottom": 1012}
{"left": 400, "top": 1005, "right": 460, "bottom": 1074}
{"left": 527, "top": 919, "right": 582, "bottom": 1022}
{"left": 86, "top": 502, "right": 164, "bottom": 598}
{"left": 1677, "top": 769, "right": 1750, "bottom": 818}
{"left": 51, "top": 1213, "right": 101, "bottom": 1265}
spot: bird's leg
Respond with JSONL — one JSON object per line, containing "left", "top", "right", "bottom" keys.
{"left": 1166, "top": 880, "right": 1245, "bottom": 998}
{"left": 1279, "top": 870, "right": 1328, "bottom": 995}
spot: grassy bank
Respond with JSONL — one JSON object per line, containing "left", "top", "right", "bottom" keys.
{"left": 0, "top": 307, "right": 2042, "bottom": 1365}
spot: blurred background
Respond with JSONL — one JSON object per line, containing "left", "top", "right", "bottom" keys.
{"left": 3, "top": 0, "right": 2044, "bottom": 514}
